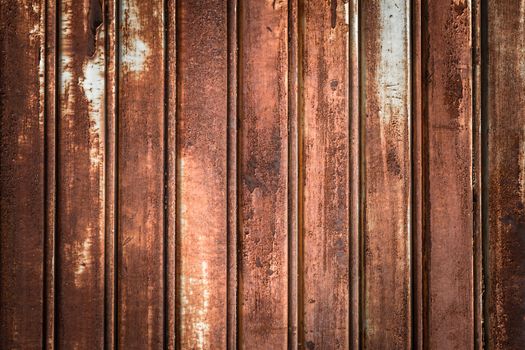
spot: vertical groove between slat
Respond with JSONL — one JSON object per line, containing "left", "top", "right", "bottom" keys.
{"left": 165, "top": 0, "right": 176, "bottom": 349}
{"left": 174, "top": 0, "right": 181, "bottom": 346}
{"left": 349, "top": 1, "right": 361, "bottom": 348}
{"left": 287, "top": 0, "right": 299, "bottom": 349}
{"left": 472, "top": 0, "right": 483, "bottom": 348}
{"left": 296, "top": 0, "right": 305, "bottom": 347}
{"left": 480, "top": 0, "right": 489, "bottom": 347}
{"left": 44, "top": 0, "right": 57, "bottom": 348}
{"left": 104, "top": 0, "right": 117, "bottom": 348}
{"left": 235, "top": 0, "right": 243, "bottom": 346}
{"left": 411, "top": 0, "right": 423, "bottom": 348}
{"left": 420, "top": 1, "right": 430, "bottom": 346}
{"left": 227, "top": 0, "right": 239, "bottom": 348}
{"left": 357, "top": 0, "right": 366, "bottom": 346}
{"left": 53, "top": 0, "right": 61, "bottom": 347}
{"left": 408, "top": 1, "right": 414, "bottom": 347}
{"left": 113, "top": 0, "right": 120, "bottom": 348}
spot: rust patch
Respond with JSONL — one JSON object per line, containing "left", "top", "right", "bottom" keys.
{"left": 178, "top": 1, "right": 228, "bottom": 348}
{"left": 423, "top": 1, "right": 474, "bottom": 349}
{"left": 0, "top": 1, "right": 45, "bottom": 348}
{"left": 330, "top": 0, "right": 338, "bottom": 28}
{"left": 56, "top": 0, "right": 106, "bottom": 347}
{"left": 487, "top": 1, "right": 525, "bottom": 348}
{"left": 238, "top": 1, "right": 289, "bottom": 348}
{"left": 117, "top": 0, "right": 165, "bottom": 348}
{"left": 362, "top": 0, "right": 411, "bottom": 348}
{"left": 301, "top": 1, "right": 350, "bottom": 348}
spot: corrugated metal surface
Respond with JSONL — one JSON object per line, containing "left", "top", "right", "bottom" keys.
{"left": 0, "top": 0, "right": 523, "bottom": 349}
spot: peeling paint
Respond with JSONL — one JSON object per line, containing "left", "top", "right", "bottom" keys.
{"left": 180, "top": 261, "right": 210, "bottom": 350}
{"left": 345, "top": 2, "right": 349, "bottom": 25}
{"left": 121, "top": 1, "right": 150, "bottom": 73}
{"left": 81, "top": 60, "right": 104, "bottom": 167}
{"left": 121, "top": 38, "right": 150, "bottom": 73}
{"left": 377, "top": 0, "right": 409, "bottom": 124}
{"left": 74, "top": 237, "right": 93, "bottom": 287}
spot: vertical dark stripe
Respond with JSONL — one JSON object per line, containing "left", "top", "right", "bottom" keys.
{"left": 53, "top": 1, "right": 61, "bottom": 348}
{"left": 227, "top": 0, "right": 239, "bottom": 348}
{"left": 113, "top": 1, "right": 120, "bottom": 349}
{"left": 163, "top": 0, "right": 169, "bottom": 347}
{"left": 235, "top": 0, "right": 242, "bottom": 347}
{"left": 420, "top": 1, "right": 430, "bottom": 347}
{"left": 411, "top": 0, "right": 422, "bottom": 348}
{"left": 480, "top": 0, "right": 489, "bottom": 346}
{"left": 174, "top": 0, "right": 181, "bottom": 347}
{"left": 358, "top": 0, "right": 366, "bottom": 346}
{"left": 348, "top": 1, "right": 361, "bottom": 348}
{"left": 472, "top": 0, "right": 483, "bottom": 347}
{"left": 287, "top": 0, "right": 299, "bottom": 349}
{"left": 296, "top": 0, "right": 305, "bottom": 347}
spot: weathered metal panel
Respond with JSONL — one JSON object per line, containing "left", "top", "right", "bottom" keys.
{"left": 0, "top": 1, "right": 46, "bottom": 348}
{"left": 238, "top": 1, "right": 289, "bottom": 348}
{"left": 301, "top": 1, "right": 350, "bottom": 348}
{"left": 361, "top": 0, "right": 411, "bottom": 348}
{"left": 2, "top": 0, "right": 525, "bottom": 349}
{"left": 422, "top": 1, "right": 475, "bottom": 349}
{"left": 117, "top": 0, "right": 165, "bottom": 348}
{"left": 56, "top": 0, "right": 106, "bottom": 347}
{"left": 487, "top": 1, "right": 525, "bottom": 349}
{"left": 178, "top": 1, "right": 228, "bottom": 348}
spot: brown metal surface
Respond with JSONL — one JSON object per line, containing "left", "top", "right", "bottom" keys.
{"left": 238, "top": 1, "right": 289, "bottom": 348}
{"left": 1, "top": 1, "right": 45, "bottom": 348}
{"left": 487, "top": 1, "right": 525, "bottom": 349}
{"left": 56, "top": 0, "right": 106, "bottom": 347}
{"left": 301, "top": 1, "right": 350, "bottom": 349}
{"left": 117, "top": 0, "right": 165, "bottom": 348}
{"left": 178, "top": 1, "right": 228, "bottom": 347}
{"left": 361, "top": 1, "right": 411, "bottom": 348}
{"left": 1, "top": 0, "right": 525, "bottom": 349}
{"left": 422, "top": 1, "right": 475, "bottom": 349}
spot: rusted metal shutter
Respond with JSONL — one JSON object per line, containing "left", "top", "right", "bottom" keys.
{"left": 0, "top": 0, "right": 523, "bottom": 349}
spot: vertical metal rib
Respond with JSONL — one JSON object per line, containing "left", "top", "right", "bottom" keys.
{"left": 227, "top": 0, "right": 239, "bottom": 348}
{"left": 44, "top": 0, "right": 58, "bottom": 348}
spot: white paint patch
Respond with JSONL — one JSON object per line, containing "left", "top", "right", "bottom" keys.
{"left": 377, "top": 0, "right": 409, "bottom": 123}
{"left": 81, "top": 55, "right": 105, "bottom": 167}
{"left": 30, "top": 23, "right": 39, "bottom": 36}
{"left": 74, "top": 236, "right": 93, "bottom": 287}
{"left": 38, "top": 23, "right": 45, "bottom": 128}
{"left": 121, "top": 38, "right": 150, "bottom": 73}
{"left": 194, "top": 261, "right": 210, "bottom": 349}
{"left": 345, "top": 2, "right": 350, "bottom": 25}
{"left": 82, "top": 60, "right": 104, "bottom": 129}
{"left": 60, "top": 6, "right": 74, "bottom": 96}
{"left": 180, "top": 260, "right": 210, "bottom": 349}
{"left": 121, "top": 1, "right": 150, "bottom": 73}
